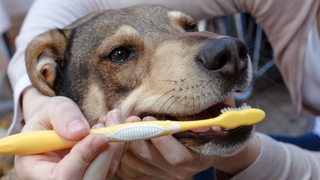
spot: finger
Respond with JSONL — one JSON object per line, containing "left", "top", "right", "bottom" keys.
{"left": 129, "top": 140, "right": 167, "bottom": 166}
{"left": 128, "top": 137, "right": 204, "bottom": 179}
{"left": 48, "top": 97, "right": 90, "bottom": 140}
{"left": 40, "top": 97, "right": 90, "bottom": 140}
{"left": 21, "top": 88, "right": 54, "bottom": 131}
{"left": 151, "top": 135, "right": 194, "bottom": 165}
{"left": 127, "top": 140, "right": 184, "bottom": 178}
{"left": 141, "top": 116, "right": 194, "bottom": 166}
{"left": 15, "top": 153, "right": 60, "bottom": 180}
{"left": 119, "top": 150, "right": 172, "bottom": 180}
{"left": 145, "top": 115, "right": 213, "bottom": 172}
{"left": 151, "top": 135, "right": 213, "bottom": 171}
{"left": 84, "top": 142, "right": 125, "bottom": 179}
{"left": 85, "top": 109, "right": 127, "bottom": 179}
{"left": 141, "top": 116, "right": 192, "bottom": 163}
{"left": 125, "top": 115, "right": 141, "bottom": 123}
{"left": 99, "top": 108, "right": 141, "bottom": 126}
{"left": 22, "top": 88, "right": 90, "bottom": 140}
{"left": 144, "top": 116, "right": 194, "bottom": 164}
{"left": 137, "top": 117, "right": 193, "bottom": 170}
{"left": 83, "top": 150, "right": 110, "bottom": 180}
{"left": 52, "top": 133, "right": 108, "bottom": 179}
{"left": 103, "top": 108, "right": 123, "bottom": 126}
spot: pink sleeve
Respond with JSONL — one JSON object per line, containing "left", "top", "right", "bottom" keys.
{"left": 231, "top": 133, "right": 320, "bottom": 179}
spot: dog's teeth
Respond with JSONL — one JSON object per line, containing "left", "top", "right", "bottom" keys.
{"left": 211, "top": 126, "right": 222, "bottom": 131}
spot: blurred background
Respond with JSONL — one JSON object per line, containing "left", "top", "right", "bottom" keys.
{"left": 0, "top": 0, "right": 34, "bottom": 137}
{"left": 0, "top": 0, "right": 313, "bottom": 138}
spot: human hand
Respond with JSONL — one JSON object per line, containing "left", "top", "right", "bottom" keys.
{"left": 116, "top": 116, "right": 261, "bottom": 180}
{"left": 116, "top": 117, "right": 215, "bottom": 180}
{"left": 21, "top": 87, "right": 90, "bottom": 140}
{"left": 14, "top": 87, "right": 128, "bottom": 179}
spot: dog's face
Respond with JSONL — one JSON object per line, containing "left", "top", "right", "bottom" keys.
{"left": 26, "top": 4, "right": 252, "bottom": 156}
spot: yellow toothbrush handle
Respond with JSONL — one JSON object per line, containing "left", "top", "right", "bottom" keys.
{"left": 0, "top": 130, "right": 77, "bottom": 155}
{"left": 0, "top": 108, "right": 265, "bottom": 155}
{"left": 0, "top": 121, "right": 180, "bottom": 155}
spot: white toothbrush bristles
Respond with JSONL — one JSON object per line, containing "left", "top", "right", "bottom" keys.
{"left": 220, "top": 104, "right": 251, "bottom": 114}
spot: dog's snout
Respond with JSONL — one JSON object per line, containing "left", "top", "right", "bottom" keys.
{"left": 198, "top": 37, "right": 248, "bottom": 75}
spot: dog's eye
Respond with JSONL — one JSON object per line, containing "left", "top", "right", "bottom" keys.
{"left": 184, "top": 23, "right": 198, "bottom": 32}
{"left": 108, "top": 47, "right": 131, "bottom": 63}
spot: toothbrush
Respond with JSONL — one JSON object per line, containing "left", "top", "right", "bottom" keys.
{"left": 0, "top": 106, "right": 265, "bottom": 155}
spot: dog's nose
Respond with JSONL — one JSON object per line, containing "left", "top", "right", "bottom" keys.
{"left": 198, "top": 37, "right": 248, "bottom": 75}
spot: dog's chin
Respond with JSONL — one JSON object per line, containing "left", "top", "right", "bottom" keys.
{"left": 139, "top": 99, "right": 254, "bottom": 156}
{"left": 173, "top": 126, "right": 253, "bottom": 156}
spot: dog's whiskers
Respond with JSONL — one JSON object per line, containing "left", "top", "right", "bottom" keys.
{"left": 152, "top": 88, "right": 176, "bottom": 109}
{"left": 163, "top": 96, "right": 181, "bottom": 117}
{"left": 157, "top": 94, "right": 178, "bottom": 115}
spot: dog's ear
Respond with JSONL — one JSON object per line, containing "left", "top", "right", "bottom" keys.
{"left": 26, "top": 29, "right": 67, "bottom": 96}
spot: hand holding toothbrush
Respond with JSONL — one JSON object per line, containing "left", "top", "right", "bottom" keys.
{"left": 15, "top": 88, "right": 127, "bottom": 179}
{"left": 16, "top": 88, "right": 259, "bottom": 179}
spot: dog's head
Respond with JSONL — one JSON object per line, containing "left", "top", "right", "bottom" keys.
{"left": 26, "top": 4, "right": 252, "bottom": 156}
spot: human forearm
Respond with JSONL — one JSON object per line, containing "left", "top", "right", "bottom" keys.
{"left": 223, "top": 133, "right": 320, "bottom": 180}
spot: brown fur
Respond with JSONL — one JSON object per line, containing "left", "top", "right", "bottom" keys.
{"left": 25, "top": 4, "right": 253, "bottom": 156}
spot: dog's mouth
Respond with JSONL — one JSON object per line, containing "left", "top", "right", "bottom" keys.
{"left": 138, "top": 97, "right": 250, "bottom": 138}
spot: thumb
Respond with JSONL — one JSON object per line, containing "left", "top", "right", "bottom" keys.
{"left": 49, "top": 97, "right": 90, "bottom": 140}
{"left": 21, "top": 87, "right": 90, "bottom": 140}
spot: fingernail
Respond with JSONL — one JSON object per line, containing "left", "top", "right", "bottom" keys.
{"left": 92, "top": 123, "right": 105, "bottom": 129}
{"left": 111, "top": 108, "right": 122, "bottom": 123}
{"left": 92, "top": 134, "right": 109, "bottom": 152}
{"left": 67, "top": 119, "right": 88, "bottom": 133}
{"left": 142, "top": 116, "right": 157, "bottom": 121}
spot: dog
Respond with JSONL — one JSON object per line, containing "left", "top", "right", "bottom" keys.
{"left": 26, "top": 4, "right": 252, "bottom": 161}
